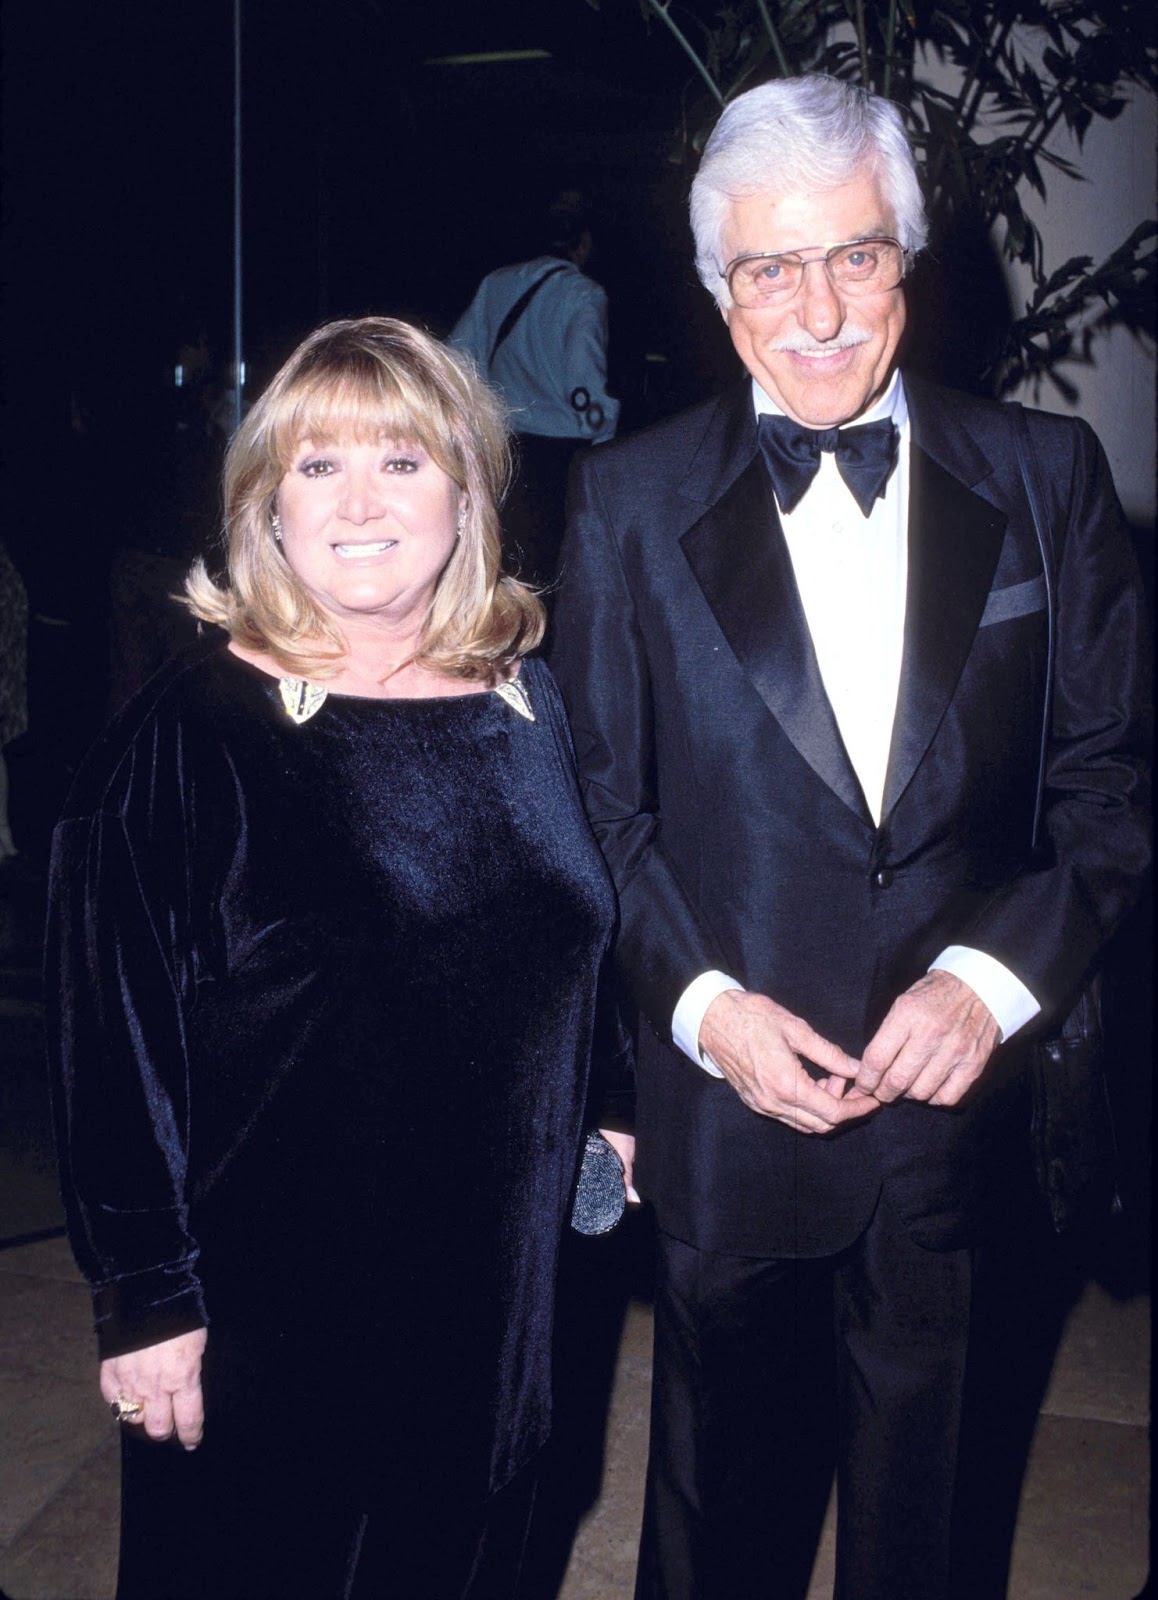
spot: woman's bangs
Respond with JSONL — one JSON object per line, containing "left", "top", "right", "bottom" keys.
{"left": 268, "top": 364, "right": 459, "bottom": 476}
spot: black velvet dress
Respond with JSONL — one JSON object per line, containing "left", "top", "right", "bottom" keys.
{"left": 46, "top": 639, "right": 618, "bottom": 1599}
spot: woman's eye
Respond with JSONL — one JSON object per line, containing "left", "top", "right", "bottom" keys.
{"left": 300, "top": 458, "right": 334, "bottom": 478}
{"left": 384, "top": 456, "right": 419, "bottom": 473}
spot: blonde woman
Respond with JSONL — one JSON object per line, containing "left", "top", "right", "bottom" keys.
{"left": 47, "top": 318, "right": 619, "bottom": 1599}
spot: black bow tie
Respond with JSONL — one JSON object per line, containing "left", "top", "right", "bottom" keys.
{"left": 758, "top": 413, "right": 899, "bottom": 518}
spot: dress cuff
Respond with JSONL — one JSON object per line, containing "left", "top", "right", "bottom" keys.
{"left": 93, "top": 1269, "right": 208, "bottom": 1361}
{"left": 930, "top": 946, "right": 1041, "bottom": 1042}
{"left": 672, "top": 970, "right": 745, "bottom": 1077}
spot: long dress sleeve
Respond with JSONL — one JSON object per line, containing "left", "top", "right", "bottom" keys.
{"left": 45, "top": 717, "right": 225, "bottom": 1358}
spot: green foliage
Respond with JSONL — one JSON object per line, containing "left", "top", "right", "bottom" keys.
{"left": 597, "top": 0, "right": 1157, "bottom": 396}
{"left": 991, "top": 219, "right": 1158, "bottom": 399}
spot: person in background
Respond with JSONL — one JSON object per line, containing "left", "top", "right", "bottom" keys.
{"left": 551, "top": 74, "right": 1150, "bottom": 1600}
{"left": 47, "top": 316, "right": 620, "bottom": 1599}
{"left": 451, "top": 188, "right": 619, "bottom": 586}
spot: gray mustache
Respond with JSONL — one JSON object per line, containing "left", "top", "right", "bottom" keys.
{"left": 768, "top": 330, "right": 872, "bottom": 354}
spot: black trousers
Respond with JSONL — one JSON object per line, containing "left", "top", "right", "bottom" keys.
{"left": 635, "top": 1192, "right": 981, "bottom": 1600}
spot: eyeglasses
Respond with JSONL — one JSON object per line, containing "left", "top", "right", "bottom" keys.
{"left": 722, "top": 237, "right": 907, "bottom": 307}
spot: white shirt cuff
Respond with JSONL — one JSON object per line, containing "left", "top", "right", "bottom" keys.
{"left": 930, "top": 947, "right": 1040, "bottom": 1042}
{"left": 672, "top": 970, "right": 745, "bottom": 1077}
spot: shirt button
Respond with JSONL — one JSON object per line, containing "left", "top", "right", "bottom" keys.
{"left": 872, "top": 868, "right": 894, "bottom": 889}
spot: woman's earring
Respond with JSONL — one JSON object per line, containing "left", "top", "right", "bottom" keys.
{"left": 271, "top": 511, "right": 282, "bottom": 543}
{"left": 455, "top": 503, "right": 467, "bottom": 539}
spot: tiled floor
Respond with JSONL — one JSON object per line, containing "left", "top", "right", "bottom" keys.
{"left": 1, "top": 858, "right": 1151, "bottom": 1599}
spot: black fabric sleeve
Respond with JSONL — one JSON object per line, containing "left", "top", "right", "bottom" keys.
{"left": 962, "top": 415, "right": 1152, "bottom": 1018}
{"left": 43, "top": 703, "right": 232, "bottom": 1357}
{"left": 525, "top": 653, "right": 636, "bottom": 1127}
{"left": 550, "top": 452, "right": 729, "bottom": 1040}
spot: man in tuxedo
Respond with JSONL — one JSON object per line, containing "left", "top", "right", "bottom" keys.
{"left": 551, "top": 75, "right": 1150, "bottom": 1600}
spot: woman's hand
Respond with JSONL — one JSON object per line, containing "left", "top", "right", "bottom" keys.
{"left": 597, "top": 1128, "right": 640, "bottom": 1204}
{"left": 100, "top": 1328, "right": 208, "bottom": 1450}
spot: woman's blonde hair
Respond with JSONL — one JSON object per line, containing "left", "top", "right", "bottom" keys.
{"left": 184, "top": 316, "right": 544, "bottom": 680}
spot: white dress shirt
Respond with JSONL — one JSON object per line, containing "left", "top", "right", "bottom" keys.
{"left": 672, "top": 374, "right": 1039, "bottom": 1073}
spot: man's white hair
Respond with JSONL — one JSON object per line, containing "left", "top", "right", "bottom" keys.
{"left": 690, "top": 74, "right": 928, "bottom": 308}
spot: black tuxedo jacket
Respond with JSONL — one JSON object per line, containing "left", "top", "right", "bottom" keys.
{"left": 551, "top": 374, "right": 1151, "bottom": 1258}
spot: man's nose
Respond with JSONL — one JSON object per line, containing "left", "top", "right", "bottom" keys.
{"left": 795, "top": 259, "right": 845, "bottom": 342}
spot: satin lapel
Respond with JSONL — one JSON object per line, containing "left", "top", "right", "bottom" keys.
{"left": 881, "top": 444, "right": 1007, "bottom": 817}
{"left": 681, "top": 455, "right": 869, "bottom": 821}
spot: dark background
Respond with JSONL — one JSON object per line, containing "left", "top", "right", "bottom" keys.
{"left": 1, "top": 0, "right": 735, "bottom": 466}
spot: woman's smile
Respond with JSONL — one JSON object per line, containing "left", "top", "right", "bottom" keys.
{"left": 332, "top": 538, "right": 398, "bottom": 558}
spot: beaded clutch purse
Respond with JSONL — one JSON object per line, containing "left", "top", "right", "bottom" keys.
{"left": 570, "top": 1131, "right": 627, "bottom": 1235}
